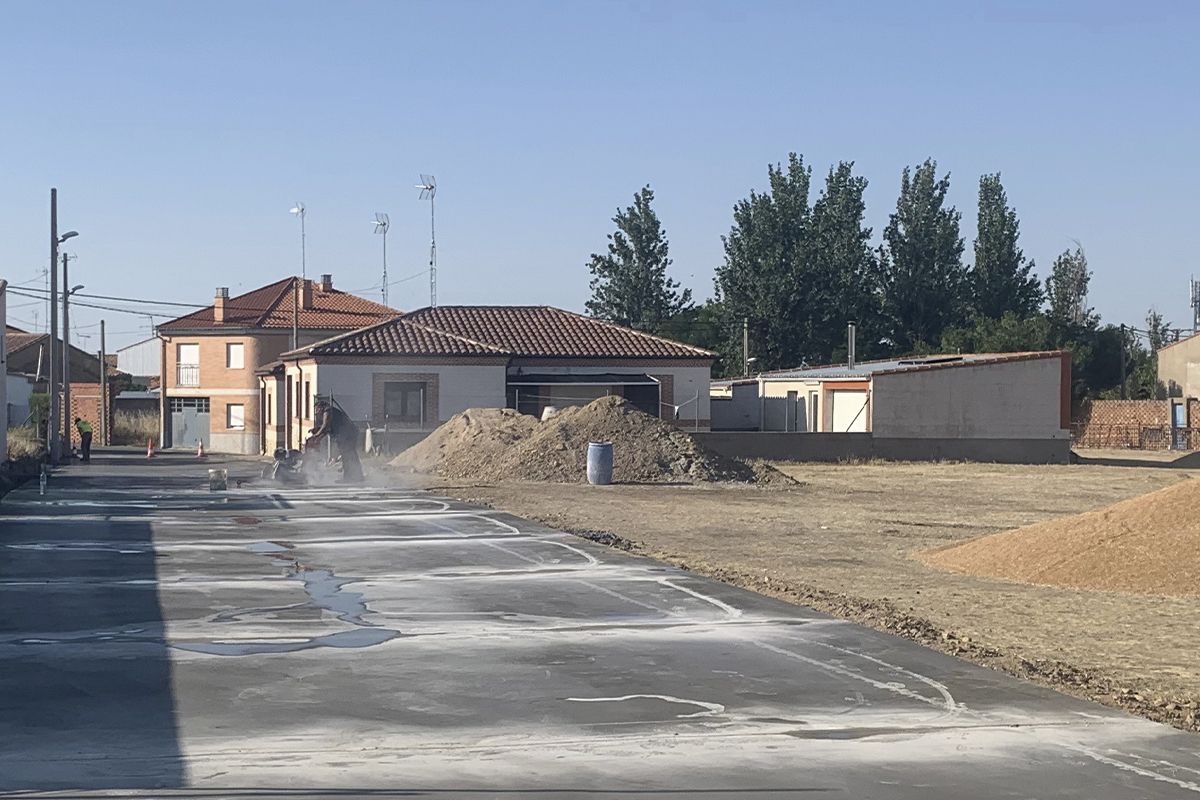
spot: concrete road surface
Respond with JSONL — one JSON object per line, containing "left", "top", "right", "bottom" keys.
{"left": 4, "top": 453, "right": 1200, "bottom": 798}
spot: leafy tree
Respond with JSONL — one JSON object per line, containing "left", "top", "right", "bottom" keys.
{"left": 941, "top": 312, "right": 1051, "bottom": 354}
{"left": 1145, "top": 308, "right": 1172, "bottom": 352}
{"left": 971, "top": 173, "right": 1041, "bottom": 319}
{"left": 1125, "top": 308, "right": 1172, "bottom": 399}
{"left": 657, "top": 301, "right": 730, "bottom": 372}
{"left": 586, "top": 185, "right": 692, "bottom": 331}
{"left": 877, "top": 159, "right": 968, "bottom": 352}
{"left": 1045, "top": 245, "right": 1095, "bottom": 330}
{"left": 806, "top": 162, "right": 882, "bottom": 361}
{"left": 714, "top": 153, "right": 813, "bottom": 372}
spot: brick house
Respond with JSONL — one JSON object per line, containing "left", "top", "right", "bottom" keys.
{"left": 5, "top": 325, "right": 129, "bottom": 444}
{"left": 262, "top": 305, "right": 715, "bottom": 454}
{"left": 156, "top": 275, "right": 395, "bottom": 453}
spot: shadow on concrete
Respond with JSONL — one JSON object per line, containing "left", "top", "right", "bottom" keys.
{"left": 0, "top": 518, "right": 185, "bottom": 790}
{"left": 1071, "top": 450, "right": 1200, "bottom": 469}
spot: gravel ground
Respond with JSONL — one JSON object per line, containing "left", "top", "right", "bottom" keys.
{"left": 412, "top": 460, "right": 1200, "bottom": 734}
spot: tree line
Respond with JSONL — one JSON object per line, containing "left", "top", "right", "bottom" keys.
{"left": 585, "top": 154, "right": 1170, "bottom": 402}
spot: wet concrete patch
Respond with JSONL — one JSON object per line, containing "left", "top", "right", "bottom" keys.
{"left": 173, "top": 628, "right": 402, "bottom": 656}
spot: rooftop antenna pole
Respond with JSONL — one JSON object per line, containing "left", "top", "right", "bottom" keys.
{"left": 290, "top": 202, "right": 307, "bottom": 279}
{"left": 1191, "top": 275, "right": 1200, "bottom": 335}
{"left": 371, "top": 213, "right": 390, "bottom": 307}
{"left": 416, "top": 175, "right": 437, "bottom": 307}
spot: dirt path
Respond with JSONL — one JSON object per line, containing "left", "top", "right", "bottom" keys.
{"left": 412, "top": 461, "right": 1200, "bottom": 733}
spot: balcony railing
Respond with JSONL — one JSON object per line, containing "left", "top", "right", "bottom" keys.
{"left": 177, "top": 364, "right": 200, "bottom": 387}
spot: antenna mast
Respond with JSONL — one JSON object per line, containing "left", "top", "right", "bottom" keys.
{"left": 416, "top": 174, "right": 437, "bottom": 307}
{"left": 372, "top": 213, "right": 390, "bottom": 307}
{"left": 1191, "top": 275, "right": 1200, "bottom": 335}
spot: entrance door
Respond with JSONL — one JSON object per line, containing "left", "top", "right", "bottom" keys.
{"left": 1172, "top": 401, "right": 1188, "bottom": 450}
{"left": 170, "top": 397, "right": 210, "bottom": 450}
{"left": 830, "top": 390, "right": 869, "bottom": 432}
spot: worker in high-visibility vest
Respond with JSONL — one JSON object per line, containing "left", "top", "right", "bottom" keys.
{"left": 74, "top": 418, "right": 93, "bottom": 463}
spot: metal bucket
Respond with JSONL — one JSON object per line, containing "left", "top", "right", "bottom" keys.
{"left": 208, "top": 468, "right": 228, "bottom": 492}
{"left": 586, "top": 441, "right": 613, "bottom": 486}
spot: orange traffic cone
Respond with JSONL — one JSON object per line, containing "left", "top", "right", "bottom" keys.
{"left": 146, "top": 438, "right": 155, "bottom": 459}
{"left": 196, "top": 440, "right": 206, "bottom": 458}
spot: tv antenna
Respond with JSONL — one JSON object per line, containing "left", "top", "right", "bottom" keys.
{"left": 1191, "top": 275, "right": 1200, "bottom": 335}
{"left": 371, "top": 212, "right": 390, "bottom": 307}
{"left": 415, "top": 174, "right": 437, "bottom": 307}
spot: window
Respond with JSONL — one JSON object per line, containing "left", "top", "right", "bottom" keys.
{"left": 265, "top": 392, "right": 272, "bottom": 425}
{"left": 226, "top": 342, "right": 244, "bottom": 369}
{"left": 304, "top": 381, "right": 311, "bottom": 419}
{"left": 384, "top": 381, "right": 425, "bottom": 423}
{"left": 169, "top": 397, "right": 210, "bottom": 413}
{"left": 177, "top": 343, "right": 200, "bottom": 387}
{"left": 227, "top": 403, "right": 245, "bottom": 430}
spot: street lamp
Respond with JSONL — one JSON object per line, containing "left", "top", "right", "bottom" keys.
{"left": 371, "top": 212, "right": 389, "bottom": 307}
{"left": 47, "top": 184, "right": 78, "bottom": 465}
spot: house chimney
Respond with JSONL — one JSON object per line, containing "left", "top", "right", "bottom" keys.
{"left": 847, "top": 322, "right": 857, "bottom": 369}
{"left": 214, "top": 287, "right": 229, "bottom": 323}
{"left": 319, "top": 273, "right": 333, "bottom": 292}
{"left": 298, "top": 278, "right": 313, "bottom": 310}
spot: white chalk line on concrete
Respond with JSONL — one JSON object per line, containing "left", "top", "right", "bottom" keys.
{"left": 752, "top": 639, "right": 957, "bottom": 715}
{"left": 1062, "top": 744, "right": 1200, "bottom": 794}
{"left": 564, "top": 694, "right": 725, "bottom": 718}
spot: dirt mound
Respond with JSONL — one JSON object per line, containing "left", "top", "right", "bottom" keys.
{"left": 393, "top": 396, "right": 789, "bottom": 485}
{"left": 392, "top": 407, "right": 539, "bottom": 480}
{"left": 922, "top": 476, "right": 1200, "bottom": 596}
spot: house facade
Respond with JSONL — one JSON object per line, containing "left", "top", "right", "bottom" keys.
{"left": 263, "top": 306, "right": 715, "bottom": 454}
{"left": 157, "top": 274, "right": 396, "bottom": 454}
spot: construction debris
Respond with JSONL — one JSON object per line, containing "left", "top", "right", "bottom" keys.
{"left": 392, "top": 396, "right": 790, "bottom": 485}
{"left": 921, "top": 476, "right": 1200, "bottom": 596}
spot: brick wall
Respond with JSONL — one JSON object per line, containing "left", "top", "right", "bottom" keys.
{"left": 66, "top": 380, "right": 115, "bottom": 448}
{"left": 1073, "top": 399, "right": 1172, "bottom": 449}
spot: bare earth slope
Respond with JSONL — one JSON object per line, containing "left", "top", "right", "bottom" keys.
{"left": 923, "top": 476, "right": 1200, "bottom": 596}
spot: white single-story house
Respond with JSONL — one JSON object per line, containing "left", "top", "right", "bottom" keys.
{"left": 260, "top": 306, "right": 715, "bottom": 453}
{"left": 712, "top": 351, "right": 1072, "bottom": 440}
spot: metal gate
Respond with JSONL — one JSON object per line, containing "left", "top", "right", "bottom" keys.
{"left": 169, "top": 397, "right": 210, "bottom": 450}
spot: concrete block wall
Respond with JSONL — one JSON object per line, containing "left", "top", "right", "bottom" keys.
{"left": 695, "top": 431, "right": 1071, "bottom": 465}
{"left": 871, "top": 356, "right": 1069, "bottom": 439}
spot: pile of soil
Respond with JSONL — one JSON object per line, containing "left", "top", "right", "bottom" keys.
{"left": 922, "top": 476, "right": 1200, "bottom": 596}
{"left": 392, "top": 396, "right": 788, "bottom": 485}
{"left": 391, "top": 407, "right": 539, "bottom": 480}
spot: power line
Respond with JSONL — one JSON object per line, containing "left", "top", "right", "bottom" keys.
{"left": 10, "top": 285, "right": 202, "bottom": 308}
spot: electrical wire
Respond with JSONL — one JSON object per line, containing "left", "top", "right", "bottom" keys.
{"left": 10, "top": 285, "right": 202, "bottom": 308}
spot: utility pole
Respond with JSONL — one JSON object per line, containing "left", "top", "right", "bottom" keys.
{"left": 62, "top": 253, "right": 72, "bottom": 456}
{"left": 49, "top": 189, "right": 60, "bottom": 465}
{"left": 99, "top": 319, "right": 107, "bottom": 446}
{"left": 742, "top": 318, "right": 749, "bottom": 376}
{"left": 1119, "top": 323, "right": 1128, "bottom": 400}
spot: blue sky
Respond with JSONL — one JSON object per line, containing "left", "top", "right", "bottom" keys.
{"left": 2, "top": 0, "right": 1197, "bottom": 349}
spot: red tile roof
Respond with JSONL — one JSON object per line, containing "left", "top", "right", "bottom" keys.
{"left": 399, "top": 306, "right": 714, "bottom": 360}
{"left": 158, "top": 277, "right": 397, "bottom": 333}
{"left": 292, "top": 317, "right": 509, "bottom": 358}
{"left": 5, "top": 330, "right": 44, "bottom": 356}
